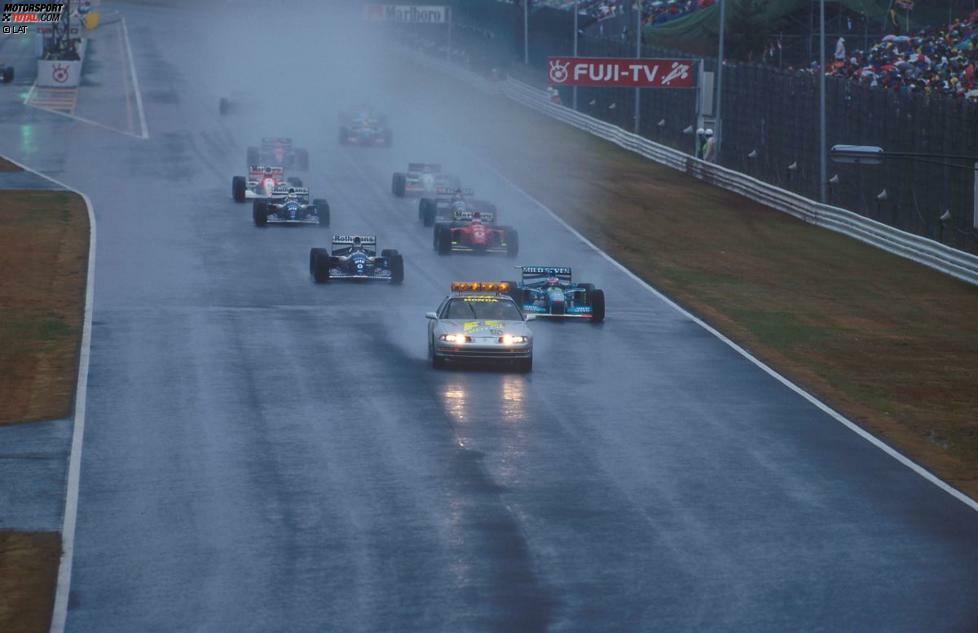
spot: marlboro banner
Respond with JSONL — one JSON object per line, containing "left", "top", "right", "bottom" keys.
{"left": 547, "top": 57, "right": 696, "bottom": 89}
{"left": 364, "top": 4, "right": 448, "bottom": 24}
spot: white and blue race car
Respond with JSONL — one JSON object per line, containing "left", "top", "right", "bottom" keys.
{"left": 505, "top": 266, "right": 605, "bottom": 322}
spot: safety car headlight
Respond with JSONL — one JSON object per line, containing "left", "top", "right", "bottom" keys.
{"left": 440, "top": 334, "right": 467, "bottom": 343}
{"left": 501, "top": 335, "right": 527, "bottom": 345}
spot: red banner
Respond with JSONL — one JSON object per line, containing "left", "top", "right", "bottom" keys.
{"left": 547, "top": 57, "right": 696, "bottom": 89}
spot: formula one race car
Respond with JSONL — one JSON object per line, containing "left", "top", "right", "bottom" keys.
{"left": 338, "top": 109, "right": 392, "bottom": 147}
{"left": 418, "top": 187, "right": 496, "bottom": 227}
{"left": 308, "top": 235, "right": 403, "bottom": 284}
{"left": 253, "top": 187, "right": 329, "bottom": 227}
{"left": 246, "top": 138, "right": 309, "bottom": 170}
{"left": 433, "top": 208, "right": 518, "bottom": 257}
{"left": 231, "top": 165, "right": 303, "bottom": 202}
{"left": 504, "top": 266, "right": 605, "bottom": 322}
{"left": 391, "top": 163, "right": 460, "bottom": 197}
{"left": 426, "top": 281, "right": 535, "bottom": 372}
{"left": 0, "top": 64, "right": 13, "bottom": 84}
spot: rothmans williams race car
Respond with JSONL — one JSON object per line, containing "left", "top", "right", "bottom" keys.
{"left": 338, "top": 109, "right": 392, "bottom": 147}
{"left": 419, "top": 187, "right": 496, "bottom": 227}
{"left": 434, "top": 208, "right": 518, "bottom": 257}
{"left": 426, "top": 281, "right": 535, "bottom": 372}
{"left": 308, "top": 235, "right": 403, "bottom": 284}
{"left": 253, "top": 186, "right": 330, "bottom": 227}
{"left": 391, "top": 163, "right": 461, "bottom": 198}
{"left": 246, "top": 138, "right": 309, "bottom": 170}
{"left": 231, "top": 165, "right": 304, "bottom": 202}
{"left": 504, "top": 266, "right": 605, "bottom": 322}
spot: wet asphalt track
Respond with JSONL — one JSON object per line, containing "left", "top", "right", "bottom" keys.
{"left": 2, "top": 3, "right": 978, "bottom": 631}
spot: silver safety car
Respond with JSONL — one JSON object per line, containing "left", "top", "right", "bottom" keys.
{"left": 426, "top": 282, "right": 535, "bottom": 372}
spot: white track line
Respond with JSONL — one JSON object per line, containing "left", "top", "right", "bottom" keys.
{"left": 120, "top": 16, "right": 149, "bottom": 140}
{"left": 0, "top": 157, "right": 96, "bottom": 633}
{"left": 466, "top": 147, "right": 978, "bottom": 513}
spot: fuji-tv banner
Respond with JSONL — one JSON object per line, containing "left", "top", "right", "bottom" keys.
{"left": 365, "top": 4, "right": 448, "bottom": 24}
{"left": 547, "top": 57, "right": 696, "bottom": 89}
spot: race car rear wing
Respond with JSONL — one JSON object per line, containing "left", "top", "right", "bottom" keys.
{"left": 408, "top": 163, "right": 441, "bottom": 173}
{"left": 435, "top": 186, "right": 474, "bottom": 197}
{"left": 261, "top": 137, "right": 293, "bottom": 148}
{"left": 331, "top": 234, "right": 377, "bottom": 256}
{"left": 452, "top": 209, "right": 495, "bottom": 223}
{"left": 521, "top": 266, "right": 573, "bottom": 285}
{"left": 248, "top": 165, "right": 285, "bottom": 178}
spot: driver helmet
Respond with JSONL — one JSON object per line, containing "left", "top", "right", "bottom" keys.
{"left": 471, "top": 210, "right": 482, "bottom": 222}
{"left": 352, "top": 236, "right": 362, "bottom": 249}
{"left": 263, "top": 166, "right": 273, "bottom": 175}
{"left": 452, "top": 187, "right": 464, "bottom": 202}
{"left": 547, "top": 275, "right": 560, "bottom": 285}
{"left": 288, "top": 187, "right": 295, "bottom": 194}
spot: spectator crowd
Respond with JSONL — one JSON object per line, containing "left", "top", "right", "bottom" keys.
{"left": 828, "top": 10, "right": 978, "bottom": 102}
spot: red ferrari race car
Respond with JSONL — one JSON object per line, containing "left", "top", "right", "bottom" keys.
{"left": 433, "top": 209, "right": 518, "bottom": 257}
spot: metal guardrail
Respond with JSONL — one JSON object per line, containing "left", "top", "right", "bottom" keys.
{"left": 401, "top": 45, "right": 978, "bottom": 287}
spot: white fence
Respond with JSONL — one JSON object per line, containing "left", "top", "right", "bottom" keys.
{"left": 402, "top": 46, "right": 978, "bottom": 287}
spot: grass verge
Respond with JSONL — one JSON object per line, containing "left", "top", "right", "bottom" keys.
{"left": 393, "top": 64, "right": 978, "bottom": 500}
{"left": 0, "top": 190, "right": 89, "bottom": 424}
{"left": 0, "top": 531, "right": 60, "bottom": 633}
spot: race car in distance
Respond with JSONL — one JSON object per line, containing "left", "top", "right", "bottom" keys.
{"left": 246, "top": 137, "right": 309, "bottom": 170}
{"left": 504, "top": 266, "right": 605, "bottom": 322}
{"left": 338, "top": 108, "right": 392, "bottom": 146}
{"left": 308, "top": 235, "right": 403, "bottom": 284}
{"left": 0, "top": 64, "right": 13, "bottom": 84}
{"left": 253, "top": 187, "right": 329, "bottom": 227}
{"left": 391, "top": 163, "right": 460, "bottom": 197}
{"left": 231, "top": 165, "right": 303, "bottom": 202}
{"left": 426, "top": 281, "right": 535, "bottom": 372}
{"left": 418, "top": 187, "right": 496, "bottom": 227}
{"left": 433, "top": 208, "right": 518, "bottom": 257}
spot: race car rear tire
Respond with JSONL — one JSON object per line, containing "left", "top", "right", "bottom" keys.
{"left": 435, "top": 224, "right": 451, "bottom": 255}
{"left": 392, "top": 173, "right": 406, "bottom": 197}
{"left": 589, "top": 289, "right": 605, "bottom": 323}
{"left": 420, "top": 199, "right": 436, "bottom": 227}
{"left": 2, "top": 67, "right": 14, "bottom": 83}
{"left": 389, "top": 254, "right": 404, "bottom": 285}
{"left": 313, "top": 253, "right": 331, "bottom": 283}
{"left": 579, "top": 283, "right": 595, "bottom": 293}
{"left": 253, "top": 202, "right": 268, "bottom": 227}
{"left": 296, "top": 149, "right": 309, "bottom": 170}
{"left": 505, "top": 229, "right": 519, "bottom": 257}
{"left": 314, "top": 199, "right": 330, "bottom": 226}
{"left": 247, "top": 146, "right": 259, "bottom": 167}
{"left": 381, "top": 249, "right": 399, "bottom": 259}
{"left": 287, "top": 177, "right": 303, "bottom": 187}
{"left": 516, "top": 357, "right": 532, "bottom": 373}
{"left": 309, "top": 248, "right": 329, "bottom": 276}
{"left": 232, "top": 176, "right": 246, "bottom": 202}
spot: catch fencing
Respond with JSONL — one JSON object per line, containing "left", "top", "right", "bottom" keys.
{"left": 397, "top": 41, "right": 978, "bottom": 287}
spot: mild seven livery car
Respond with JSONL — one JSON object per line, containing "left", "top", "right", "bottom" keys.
{"left": 505, "top": 266, "right": 605, "bottom": 322}
{"left": 391, "top": 163, "right": 460, "bottom": 197}
{"left": 231, "top": 166, "right": 302, "bottom": 202}
{"left": 308, "top": 235, "right": 404, "bottom": 284}
{"left": 426, "top": 282, "right": 534, "bottom": 372}
{"left": 253, "top": 187, "right": 329, "bottom": 227}
{"left": 247, "top": 138, "right": 309, "bottom": 170}
{"left": 338, "top": 109, "right": 392, "bottom": 147}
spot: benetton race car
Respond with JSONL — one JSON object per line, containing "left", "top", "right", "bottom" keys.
{"left": 308, "top": 235, "right": 403, "bottom": 284}
{"left": 426, "top": 282, "right": 535, "bottom": 372}
{"left": 504, "top": 266, "right": 605, "bottom": 322}
{"left": 338, "top": 109, "right": 392, "bottom": 146}
{"left": 253, "top": 187, "right": 329, "bottom": 227}
{"left": 391, "top": 163, "right": 460, "bottom": 197}
{"left": 246, "top": 138, "right": 309, "bottom": 170}
{"left": 231, "top": 166, "right": 303, "bottom": 202}
{"left": 434, "top": 209, "right": 518, "bottom": 257}
{"left": 419, "top": 188, "right": 496, "bottom": 227}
